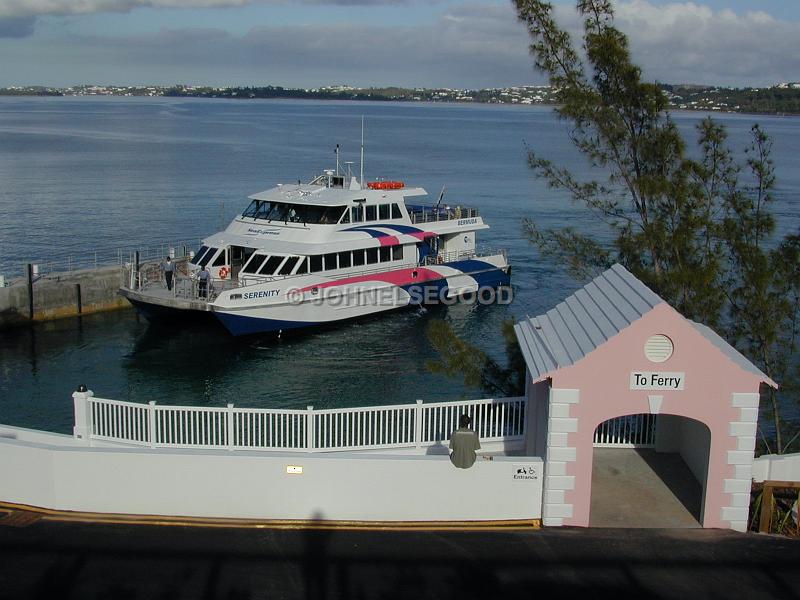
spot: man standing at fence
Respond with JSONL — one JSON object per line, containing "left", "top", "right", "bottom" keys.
{"left": 162, "top": 256, "right": 176, "bottom": 291}
{"left": 198, "top": 265, "right": 210, "bottom": 299}
{"left": 449, "top": 414, "right": 481, "bottom": 469}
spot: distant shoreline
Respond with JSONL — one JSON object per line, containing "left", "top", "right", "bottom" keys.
{"left": 2, "top": 84, "right": 799, "bottom": 117}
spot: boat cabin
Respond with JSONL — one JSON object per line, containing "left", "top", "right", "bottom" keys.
{"left": 186, "top": 170, "right": 485, "bottom": 285}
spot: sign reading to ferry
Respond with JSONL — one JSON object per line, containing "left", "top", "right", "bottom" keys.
{"left": 629, "top": 372, "right": 685, "bottom": 391}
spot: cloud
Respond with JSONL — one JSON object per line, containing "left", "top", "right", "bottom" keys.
{"left": 52, "top": 4, "right": 531, "bottom": 88}
{"left": 0, "top": 1, "right": 798, "bottom": 87}
{"left": 0, "top": 14, "right": 34, "bottom": 36}
{"left": 0, "top": 0, "right": 408, "bottom": 18}
{"left": 613, "top": 1, "right": 800, "bottom": 85}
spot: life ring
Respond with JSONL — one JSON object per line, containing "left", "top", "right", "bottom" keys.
{"left": 219, "top": 266, "right": 229, "bottom": 279}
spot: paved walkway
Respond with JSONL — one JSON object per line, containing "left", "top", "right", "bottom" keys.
{"left": 590, "top": 448, "right": 703, "bottom": 528}
{"left": 1, "top": 519, "right": 798, "bottom": 599}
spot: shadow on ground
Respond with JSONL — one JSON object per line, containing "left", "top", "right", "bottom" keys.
{"left": 0, "top": 520, "right": 798, "bottom": 600}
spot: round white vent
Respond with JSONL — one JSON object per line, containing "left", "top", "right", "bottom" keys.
{"left": 645, "top": 335, "right": 674, "bottom": 363}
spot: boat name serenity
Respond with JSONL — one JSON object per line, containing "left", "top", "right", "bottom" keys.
{"left": 120, "top": 156, "right": 511, "bottom": 336}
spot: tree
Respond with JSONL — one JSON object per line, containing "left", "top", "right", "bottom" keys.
{"left": 721, "top": 127, "right": 800, "bottom": 453}
{"left": 426, "top": 320, "right": 525, "bottom": 398}
{"left": 427, "top": 0, "right": 799, "bottom": 453}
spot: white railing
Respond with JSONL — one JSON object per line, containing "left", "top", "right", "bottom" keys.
{"left": 408, "top": 205, "right": 479, "bottom": 224}
{"left": 74, "top": 392, "right": 526, "bottom": 453}
{"left": 424, "top": 247, "right": 507, "bottom": 267}
{"left": 593, "top": 414, "right": 658, "bottom": 448}
{"left": 6, "top": 239, "right": 198, "bottom": 283}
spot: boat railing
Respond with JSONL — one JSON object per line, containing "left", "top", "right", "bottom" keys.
{"left": 74, "top": 392, "right": 527, "bottom": 453}
{"left": 423, "top": 247, "right": 507, "bottom": 266}
{"left": 128, "top": 246, "right": 508, "bottom": 302}
{"left": 3, "top": 239, "right": 198, "bottom": 286}
{"left": 407, "top": 204, "right": 479, "bottom": 224}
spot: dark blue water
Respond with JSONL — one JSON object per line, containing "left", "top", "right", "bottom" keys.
{"left": 1, "top": 97, "right": 798, "bottom": 434}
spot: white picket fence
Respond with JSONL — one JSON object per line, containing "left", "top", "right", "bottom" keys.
{"left": 593, "top": 414, "right": 658, "bottom": 448}
{"left": 77, "top": 394, "right": 527, "bottom": 453}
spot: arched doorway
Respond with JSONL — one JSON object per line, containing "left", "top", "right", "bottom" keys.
{"left": 589, "top": 414, "right": 711, "bottom": 528}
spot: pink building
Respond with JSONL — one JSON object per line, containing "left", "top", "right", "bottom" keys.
{"left": 515, "top": 264, "right": 776, "bottom": 531}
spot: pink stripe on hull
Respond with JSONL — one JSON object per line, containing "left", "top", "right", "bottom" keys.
{"left": 298, "top": 267, "right": 441, "bottom": 292}
{"left": 378, "top": 236, "right": 400, "bottom": 247}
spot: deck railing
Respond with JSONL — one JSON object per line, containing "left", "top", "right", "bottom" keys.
{"left": 4, "top": 239, "right": 198, "bottom": 284}
{"left": 593, "top": 414, "right": 658, "bottom": 448}
{"left": 408, "top": 205, "right": 479, "bottom": 224}
{"left": 74, "top": 392, "right": 526, "bottom": 453}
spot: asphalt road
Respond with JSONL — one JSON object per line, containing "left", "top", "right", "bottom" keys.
{"left": 0, "top": 521, "right": 798, "bottom": 600}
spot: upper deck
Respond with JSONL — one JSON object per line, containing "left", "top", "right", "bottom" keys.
{"left": 208, "top": 169, "right": 486, "bottom": 255}
{"left": 407, "top": 204, "right": 479, "bottom": 225}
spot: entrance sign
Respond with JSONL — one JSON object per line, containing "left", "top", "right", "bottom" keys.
{"left": 512, "top": 465, "right": 538, "bottom": 481}
{"left": 630, "top": 372, "right": 685, "bottom": 390}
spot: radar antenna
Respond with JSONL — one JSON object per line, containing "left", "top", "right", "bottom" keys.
{"left": 435, "top": 186, "right": 446, "bottom": 209}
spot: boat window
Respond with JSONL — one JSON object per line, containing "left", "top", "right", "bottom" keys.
{"left": 242, "top": 200, "right": 273, "bottom": 219}
{"left": 352, "top": 250, "right": 365, "bottom": 266}
{"left": 258, "top": 255, "right": 285, "bottom": 275}
{"left": 212, "top": 250, "right": 227, "bottom": 267}
{"left": 392, "top": 246, "right": 404, "bottom": 261}
{"left": 379, "top": 204, "right": 390, "bottom": 220}
{"left": 278, "top": 256, "right": 300, "bottom": 275}
{"left": 199, "top": 247, "right": 218, "bottom": 268}
{"left": 296, "top": 258, "right": 308, "bottom": 275}
{"left": 391, "top": 204, "right": 403, "bottom": 219}
{"left": 366, "top": 205, "right": 377, "bottom": 222}
{"left": 309, "top": 174, "right": 345, "bottom": 189}
{"left": 242, "top": 254, "right": 267, "bottom": 274}
{"left": 379, "top": 247, "right": 391, "bottom": 262}
{"left": 260, "top": 202, "right": 346, "bottom": 225}
{"left": 324, "top": 253, "right": 338, "bottom": 271}
{"left": 191, "top": 246, "right": 209, "bottom": 265}
{"left": 340, "top": 209, "right": 351, "bottom": 224}
{"left": 255, "top": 202, "right": 272, "bottom": 219}
{"left": 241, "top": 200, "right": 259, "bottom": 218}
{"left": 310, "top": 255, "right": 323, "bottom": 273}
{"left": 366, "top": 248, "right": 378, "bottom": 265}
{"left": 338, "top": 251, "right": 352, "bottom": 268}
{"left": 352, "top": 206, "right": 363, "bottom": 222}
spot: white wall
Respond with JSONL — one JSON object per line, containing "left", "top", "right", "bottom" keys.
{"left": 679, "top": 418, "right": 710, "bottom": 487}
{"left": 524, "top": 380, "right": 550, "bottom": 458}
{"left": 654, "top": 416, "right": 710, "bottom": 487}
{"left": 752, "top": 452, "right": 800, "bottom": 483}
{"left": 0, "top": 433, "right": 543, "bottom": 522}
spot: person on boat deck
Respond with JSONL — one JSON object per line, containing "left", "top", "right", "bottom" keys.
{"left": 162, "top": 256, "right": 176, "bottom": 291}
{"left": 198, "top": 265, "right": 210, "bottom": 299}
{"left": 449, "top": 414, "right": 481, "bottom": 469}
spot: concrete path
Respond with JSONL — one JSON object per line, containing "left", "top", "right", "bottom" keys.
{"left": 590, "top": 448, "right": 703, "bottom": 528}
{"left": 1, "top": 520, "right": 798, "bottom": 600}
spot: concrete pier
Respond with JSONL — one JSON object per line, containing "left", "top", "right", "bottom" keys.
{"left": 0, "top": 266, "right": 131, "bottom": 330}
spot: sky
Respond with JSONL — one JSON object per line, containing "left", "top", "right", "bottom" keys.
{"left": 0, "top": 0, "right": 797, "bottom": 89}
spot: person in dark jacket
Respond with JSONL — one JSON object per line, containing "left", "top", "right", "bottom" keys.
{"left": 449, "top": 414, "right": 481, "bottom": 469}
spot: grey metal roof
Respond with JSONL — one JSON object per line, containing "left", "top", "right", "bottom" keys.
{"left": 249, "top": 185, "right": 427, "bottom": 205}
{"left": 688, "top": 320, "right": 776, "bottom": 387}
{"left": 514, "top": 263, "right": 776, "bottom": 387}
{"left": 515, "top": 264, "right": 663, "bottom": 380}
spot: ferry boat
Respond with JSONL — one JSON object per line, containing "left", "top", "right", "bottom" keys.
{"left": 120, "top": 163, "right": 510, "bottom": 336}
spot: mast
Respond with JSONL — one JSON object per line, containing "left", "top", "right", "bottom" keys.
{"left": 335, "top": 144, "right": 340, "bottom": 175}
{"left": 360, "top": 116, "right": 365, "bottom": 188}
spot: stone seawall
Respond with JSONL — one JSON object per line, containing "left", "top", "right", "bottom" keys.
{"left": 0, "top": 266, "right": 131, "bottom": 329}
